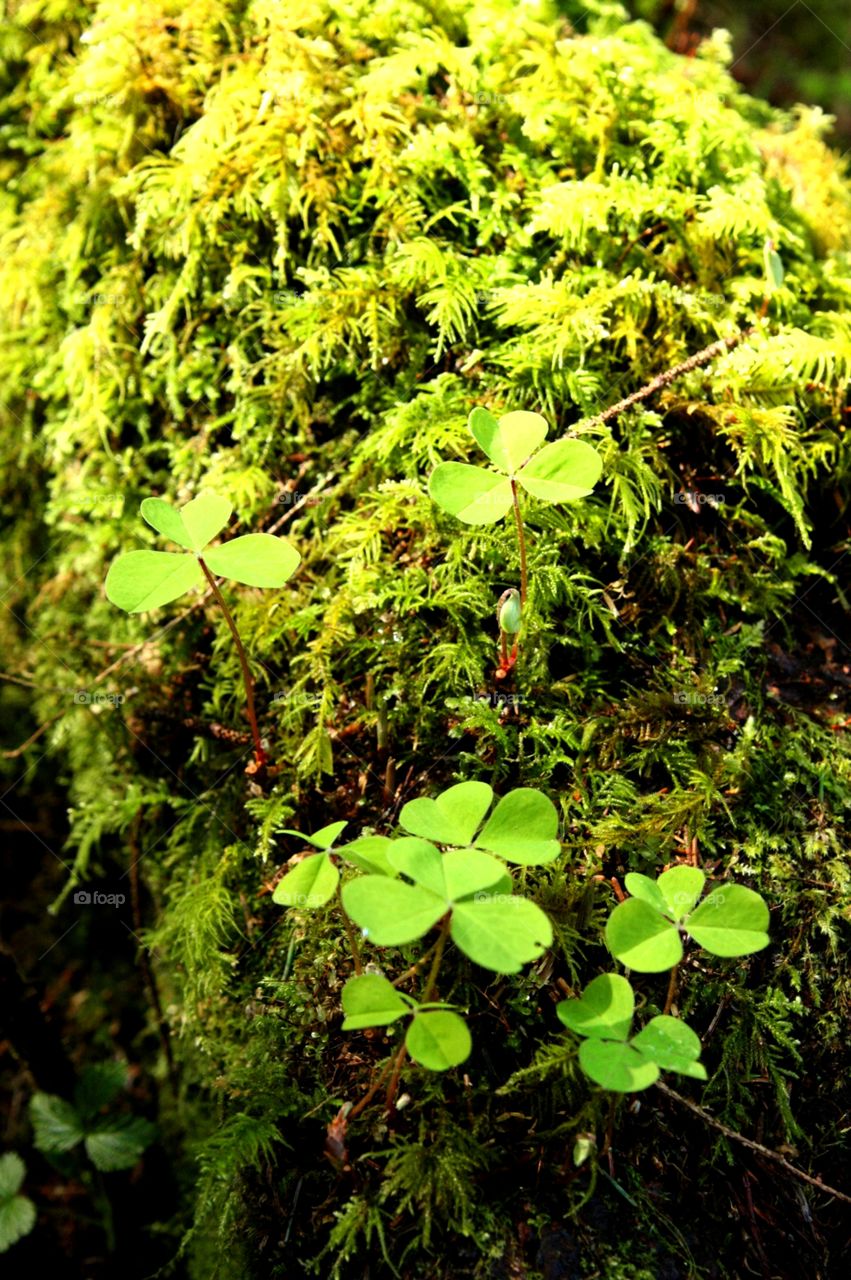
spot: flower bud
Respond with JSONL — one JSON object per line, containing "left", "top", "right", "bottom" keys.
{"left": 497, "top": 588, "right": 522, "bottom": 634}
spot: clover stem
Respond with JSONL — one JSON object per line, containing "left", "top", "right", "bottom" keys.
{"left": 339, "top": 895, "right": 363, "bottom": 975}
{"left": 510, "top": 478, "right": 528, "bottom": 605}
{"left": 198, "top": 557, "right": 266, "bottom": 767}
{"left": 663, "top": 964, "right": 679, "bottom": 1016}
{"left": 383, "top": 1040, "right": 409, "bottom": 1113}
{"left": 422, "top": 915, "right": 451, "bottom": 1003}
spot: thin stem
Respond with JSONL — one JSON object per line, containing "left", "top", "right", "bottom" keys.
{"left": 422, "top": 915, "right": 451, "bottom": 1003}
{"left": 339, "top": 896, "right": 363, "bottom": 975}
{"left": 198, "top": 557, "right": 265, "bottom": 767}
{"left": 510, "top": 479, "right": 528, "bottom": 605}
{"left": 383, "top": 1040, "right": 409, "bottom": 1113}
{"left": 663, "top": 964, "right": 678, "bottom": 1016}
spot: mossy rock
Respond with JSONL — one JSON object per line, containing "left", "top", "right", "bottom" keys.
{"left": 1, "top": 1, "right": 850, "bottom": 1277}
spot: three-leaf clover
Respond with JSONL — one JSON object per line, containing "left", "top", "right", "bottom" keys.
{"left": 271, "top": 822, "right": 349, "bottom": 908}
{"left": 398, "top": 780, "right": 561, "bottom": 866}
{"left": 105, "top": 491, "right": 300, "bottom": 612}
{"left": 429, "top": 407, "right": 602, "bottom": 525}
{"left": 605, "top": 867, "right": 770, "bottom": 972}
{"left": 0, "top": 1154, "right": 36, "bottom": 1254}
{"left": 557, "top": 973, "right": 708, "bottom": 1092}
{"left": 341, "top": 973, "right": 471, "bottom": 1071}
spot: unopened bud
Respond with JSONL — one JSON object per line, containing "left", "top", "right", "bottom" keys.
{"left": 497, "top": 588, "right": 522, "bottom": 635}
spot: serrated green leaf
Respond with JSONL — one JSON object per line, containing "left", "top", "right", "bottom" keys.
{"left": 204, "top": 532, "right": 300, "bottom": 587}
{"left": 341, "top": 973, "right": 409, "bottom": 1029}
{"left": 30, "top": 1094, "right": 84, "bottom": 1154}
{"left": 0, "top": 1154, "right": 25, "bottom": 1200}
{"left": 341, "top": 877, "right": 445, "bottom": 945}
{"left": 517, "top": 438, "right": 602, "bottom": 504}
{"left": 84, "top": 1116, "right": 155, "bottom": 1171}
{"left": 74, "top": 1062, "right": 128, "bottom": 1123}
{"left": 578, "top": 1038, "right": 659, "bottom": 1092}
{"left": 272, "top": 852, "right": 339, "bottom": 908}
{"left": 428, "top": 463, "right": 513, "bottom": 524}
{"left": 686, "top": 884, "right": 770, "bottom": 957}
{"left": 605, "top": 898, "right": 683, "bottom": 972}
{"left": 450, "top": 896, "right": 552, "bottom": 972}
{"left": 405, "top": 1010, "right": 471, "bottom": 1070}
{"left": 400, "top": 781, "right": 493, "bottom": 846}
{"left": 476, "top": 787, "right": 560, "bottom": 865}
{"left": 557, "top": 973, "right": 634, "bottom": 1040}
{"left": 104, "top": 550, "right": 204, "bottom": 613}
{"left": 0, "top": 1193, "right": 36, "bottom": 1252}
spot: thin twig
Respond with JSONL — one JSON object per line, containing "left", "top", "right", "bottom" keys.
{"left": 655, "top": 1082, "right": 851, "bottom": 1206}
{"left": 198, "top": 558, "right": 265, "bottom": 767}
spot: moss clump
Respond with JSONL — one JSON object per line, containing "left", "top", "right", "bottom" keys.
{"left": 2, "top": 1, "right": 850, "bottom": 1276}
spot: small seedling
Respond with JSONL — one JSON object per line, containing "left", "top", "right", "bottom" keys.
{"left": 557, "top": 973, "right": 707, "bottom": 1092}
{"left": 105, "top": 491, "right": 300, "bottom": 768}
{"left": 605, "top": 866, "right": 770, "bottom": 972}
{"left": 428, "top": 407, "right": 601, "bottom": 671}
{"left": 29, "top": 1062, "right": 155, "bottom": 1173}
{"left": 341, "top": 973, "right": 471, "bottom": 1071}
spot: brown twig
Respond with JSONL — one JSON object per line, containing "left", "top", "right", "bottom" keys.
{"left": 655, "top": 1082, "right": 851, "bottom": 1206}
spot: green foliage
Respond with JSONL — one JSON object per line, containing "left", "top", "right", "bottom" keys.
{"left": 30, "top": 1064, "right": 155, "bottom": 1173}
{"left": 0, "top": 1154, "right": 36, "bottom": 1254}
{"left": 557, "top": 974, "right": 707, "bottom": 1092}
{"left": 606, "top": 867, "right": 770, "bottom": 971}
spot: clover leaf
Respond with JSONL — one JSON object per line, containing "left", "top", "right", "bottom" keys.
{"left": 605, "top": 868, "right": 770, "bottom": 972}
{"left": 340, "top": 974, "right": 471, "bottom": 1071}
{"left": 557, "top": 973, "right": 708, "bottom": 1092}
{"left": 429, "top": 407, "right": 602, "bottom": 525}
{"left": 272, "top": 823, "right": 349, "bottom": 908}
{"left": 105, "top": 490, "right": 300, "bottom": 612}
{"left": 398, "top": 780, "right": 561, "bottom": 866}
{"left": 341, "top": 834, "right": 552, "bottom": 973}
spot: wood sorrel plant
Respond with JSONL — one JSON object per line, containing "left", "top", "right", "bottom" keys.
{"left": 554, "top": 867, "right": 771, "bottom": 1093}
{"left": 428, "top": 408, "right": 602, "bottom": 673}
{"left": 104, "top": 491, "right": 300, "bottom": 769}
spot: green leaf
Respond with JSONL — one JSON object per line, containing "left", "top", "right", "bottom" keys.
{"left": 104, "top": 550, "right": 204, "bottom": 613}
{"left": 341, "top": 974, "right": 410, "bottom": 1029}
{"left": 475, "top": 787, "right": 560, "bottom": 865}
{"left": 623, "top": 872, "right": 668, "bottom": 915}
{"left": 632, "top": 1015, "right": 707, "bottom": 1079}
{"left": 388, "top": 838, "right": 446, "bottom": 895}
{"left": 341, "top": 877, "right": 445, "bottom": 945}
{"left": 450, "top": 896, "right": 552, "bottom": 973}
{"left": 469, "top": 407, "right": 548, "bottom": 474}
{"left": 272, "top": 852, "right": 339, "bottom": 908}
{"left": 400, "top": 781, "right": 493, "bottom": 846}
{"left": 140, "top": 491, "right": 232, "bottom": 551}
{"left": 557, "top": 973, "right": 634, "bottom": 1040}
{"left": 282, "top": 821, "right": 347, "bottom": 850}
{"left": 0, "top": 1193, "right": 36, "bottom": 1253}
{"left": 405, "top": 1010, "right": 471, "bottom": 1070}
{"left": 30, "top": 1094, "right": 84, "bottom": 1155}
{"left": 657, "top": 866, "right": 706, "bottom": 921}
{"left": 84, "top": 1116, "right": 155, "bottom": 1171}
{"left": 74, "top": 1062, "right": 128, "bottom": 1123}
{"left": 578, "top": 1039, "right": 659, "bottom": 1093}
{"left": 441, "top": 848, "right": 508, "bottom": 900}
{"left": 685, "top": 884, "right": 770, "bottom": 957}
{"left": 0, "top": 1154, "right": 25, "bottom": 1200}
{"left": 605, "top": 898, "right": 683, "bottom": 972}
{"left": 764, "top": 240, "right": 784, "bottom": 291}
{"left": 517, "top": 438, "right": 602, "bottom": 504}
{"left": 179, "top": 492, "right": 233, "bottom": 549}
{"left": 428, "top": 463, "right": 513, "bottom": 524}
{"left": 203, "top": 532, "right": 300, "bottom": 587}
{"left": 337, "top": 836, "right": 398, "bottom": 877}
